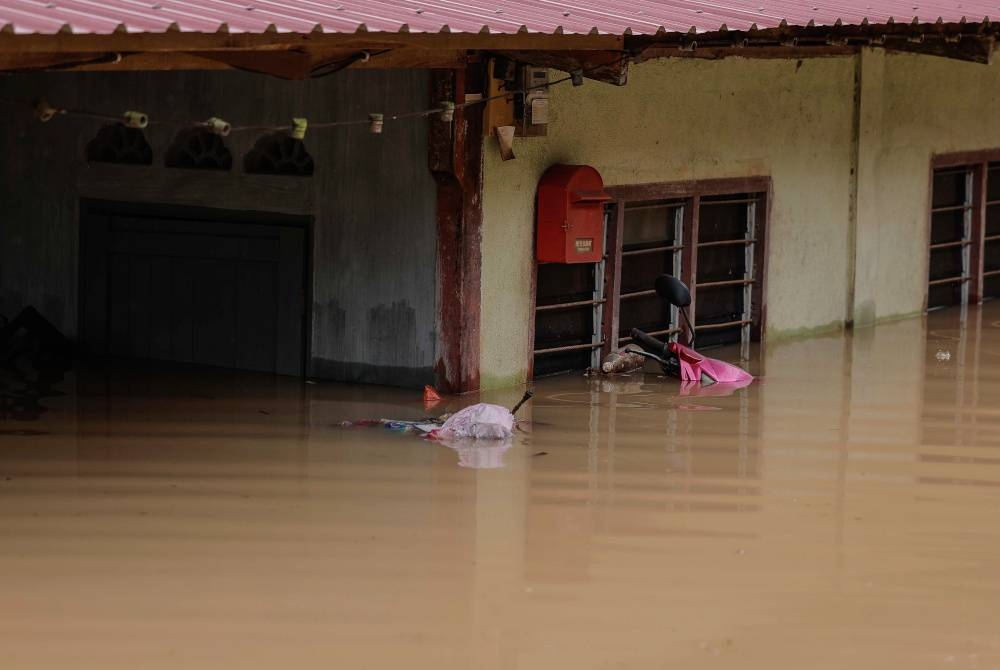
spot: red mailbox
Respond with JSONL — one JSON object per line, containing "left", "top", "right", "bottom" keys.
{"left": 536, "top": 164, "right": 611, "bottom": 264}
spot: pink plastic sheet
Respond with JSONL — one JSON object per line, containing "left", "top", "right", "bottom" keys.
{"left": 668, "top": 342, "right": 754, "bottom": 384}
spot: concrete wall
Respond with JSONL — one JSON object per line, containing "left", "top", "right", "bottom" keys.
{"left": 480, "top": 51, "right": 1000, "bottom": 390}
{"left": 480, "top": 56, "right": 857, "bottom": 389}
{"left": 0, "top": 69, "right": 438, "bottom": 387}
{"left": 5, "top": 51, "right": 997, "bottom": 392}
{"left": 853, "top": 48, "right": 1000, "bottom": 326}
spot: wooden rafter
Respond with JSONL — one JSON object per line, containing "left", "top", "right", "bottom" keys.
{"left": 0, "top": 19, "right": 993, "bottom": 76}
{"left": 0, "top": 32, "right": 623, "bottom": 55}
{"left": 628, "top": 22, "right": 997, "bottom": 64}
{"left": 490, "top": 49, "right": 628, "bottom": 85}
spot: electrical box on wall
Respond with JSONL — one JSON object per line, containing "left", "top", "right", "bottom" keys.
{"left": 536, "top": 164, "right": 611, "bottom": 264}
{"left": 482, "top": 59, "right": 550, "bottom": 139}
{"left": 519, "top": 67, "right": 549, "bottom": 137}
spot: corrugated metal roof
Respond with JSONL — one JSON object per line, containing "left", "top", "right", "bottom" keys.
{"left": 0, "top": 0, "right": 994, "bottom": 36}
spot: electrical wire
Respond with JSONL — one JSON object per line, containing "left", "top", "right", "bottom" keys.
{"left": 308, "top": 49, "right": 391, "bottom": 79}
{"left": 0, "top": 51, "right": 629, "bottom": 135}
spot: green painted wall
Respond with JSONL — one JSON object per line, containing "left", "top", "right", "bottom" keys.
{"left": 480, "top": 56, "right": 857, "bottom": 388}
{"left": 480, "top": 51, "right": 1000, "bottom": 390}
{"left": 854, "top": 48, "right": 1000, "bottom": 325}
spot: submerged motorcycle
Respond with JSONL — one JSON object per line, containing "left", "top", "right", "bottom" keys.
{"left": 626, "top": 275, "right": 754, "bottom": 388}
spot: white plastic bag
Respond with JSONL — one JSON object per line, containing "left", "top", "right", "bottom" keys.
{"left": 436, "top": 403, "right": 515, "bottom": 440}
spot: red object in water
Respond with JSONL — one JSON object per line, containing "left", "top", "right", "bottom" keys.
{"left": 536, "top": 165, "right": 611, "bottom": 264}
{"left": 423, "top": 385, "right": 442, "bottom": 403}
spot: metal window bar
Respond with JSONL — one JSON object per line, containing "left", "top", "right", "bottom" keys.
{"left": 743, "top": 200, "right": 756, "bottom": 354}
{"left": 534, "top": 341, "right": 606, "bottom": 355}
{"left": 928, "top": 275, "right": 971, "bottom": 286}
{"left": 619, "top": 289, "right": 657, "bottom": 300}
{"left": 591, "top": 211, "right": 609, "bottom": 369}
{"left": 929, "top": 168, "right": 974, "bottom": 306}
{"left": 695, "top": 319, "right": 754, "bottom": 331}
{"left": 930, "top": 203, "right": 974, "bottom": 214}
{"left": 621, "top": 244, "right": 683, "bottom": 257}
{"left": 962, "top": 170, "right": 973, "bottom": 305}
{"left": 671, "top": 206, "right": 683, "bottom": 338}
{"left": 696, "top": 238, "right": 757, "bottom": 249}
{"left": 696, "top": 278, "right": 755, "bottom": 290}
{"left": 614, "top": 204, "right": 684, "bottom": 351}
{"left": 536, "top": 298, "right": 606, "bottom": 312}
{"left": 929, "top": 239, "right": 972, "bottom": 251}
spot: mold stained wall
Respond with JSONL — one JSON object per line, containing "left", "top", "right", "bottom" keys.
{"left": 480, "top": 56, "right": 857, "bottom": 390}
{"left": 0, "top": 69, "right": 438, "bottom": 387}
{"left": 853, "top": 48, "right": 1000, "bottom": 326}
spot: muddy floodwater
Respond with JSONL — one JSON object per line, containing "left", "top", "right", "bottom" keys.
{"left": 3, "top": 305, "right": 1000, "bottom": 669}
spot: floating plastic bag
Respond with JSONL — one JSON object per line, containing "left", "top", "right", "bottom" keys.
{"left": 338, "top": 392, "right": 532, "bottom": 445}
{"left": 434, "top": 403, "right": 515, "bottom": 440}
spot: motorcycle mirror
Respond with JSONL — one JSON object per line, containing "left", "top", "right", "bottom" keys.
{"left": 655, "top": 274, "right": 691, "bottom": 307}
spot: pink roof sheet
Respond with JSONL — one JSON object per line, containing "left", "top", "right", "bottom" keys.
{"left": 0, "top": 0, "right": 994, "bottom": 36}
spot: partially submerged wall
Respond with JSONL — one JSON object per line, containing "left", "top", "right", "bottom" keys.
{"left": 853, "top": 49, "right": 1000, "bottom": 325}
{"left": 5, "top": 51, "right": 997, "bottom": 391}
{"left": 480, "top": 56, "right": 857, "bottom": 389}
{"left": 0, "top": 69, "right": 437, "bottom": 387}
{"left": 481, "top": 50, "right": 1000, "bottom": 390}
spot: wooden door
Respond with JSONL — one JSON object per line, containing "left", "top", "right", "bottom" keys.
{"left": 80, "top": 205, "right": 306, "bottom": 376}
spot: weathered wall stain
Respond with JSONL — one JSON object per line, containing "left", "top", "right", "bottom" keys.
{"left": 310, "top": 300, "right": 434, "bottom": 387}
{"left": 309, "top": 359, "right": 434, "bottom": 388}
{"left": 366, "top": 301, "right": 421, "bottom": 367}
{"left": 314, "top": 298, "right": 347, "bottom": 343}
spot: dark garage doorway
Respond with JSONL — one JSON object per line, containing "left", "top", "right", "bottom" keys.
{"left": 79, "top": 200, "right": 309, "bottom": 376}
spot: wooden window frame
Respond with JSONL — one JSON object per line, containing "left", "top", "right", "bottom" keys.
{"left": 602, "top": 176, "right": 771, "bottom": 361}
{"left": 611, "top": 200, "right": 685, "bottom": 349}
{"left": 528, "top": 176, "right": 771, "bottom": 379}
{"left": 929, "top": 150, "right": 1000, "bottom": 309}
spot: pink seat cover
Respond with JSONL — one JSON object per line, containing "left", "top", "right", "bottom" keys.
{"left": 668, "top": 342, "right": 754, "bottom": 384}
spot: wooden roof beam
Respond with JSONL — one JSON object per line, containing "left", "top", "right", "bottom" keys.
{"left": 0, "top": 32, "right": 623, "bottom": 55}
{"left": 488, "top": 50, "right": 628, "bottom": 85}
{"left": 629, "top": 24, "right": 996, "bottom": 64}
{"left": 0, "top": 45, "right": 467, "bottom": 76}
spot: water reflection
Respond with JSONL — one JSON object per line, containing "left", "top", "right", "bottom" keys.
{"left": 2, "top": 306, "right": 1000, "bottom": 668}
{"left": 437, "top": 437, "right": 513, "bottom": 469}
{"left": 678, "top": 378, "right": 754, "bottom": 397}
{"left": 0, "top": 369, "right": 67, "bottom": 421}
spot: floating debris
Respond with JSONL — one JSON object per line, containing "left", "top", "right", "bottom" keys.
{"left": 601, "top": 349, "right": 645, "bottom": 374}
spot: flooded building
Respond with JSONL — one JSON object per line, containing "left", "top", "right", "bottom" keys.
{"left": 1, "top": 1, "right": 999, "bottom": 391}
{"left": 5, "top": 5, "right": 1000, "bottom": 668}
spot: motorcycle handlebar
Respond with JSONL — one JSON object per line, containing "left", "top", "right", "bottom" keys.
{"left": 629, "top": 328, "right": 668, "bottom": 358}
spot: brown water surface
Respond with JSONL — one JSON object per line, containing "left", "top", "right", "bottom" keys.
{"left": 2, "top": 305, "right": 1000, "bottom": 668}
